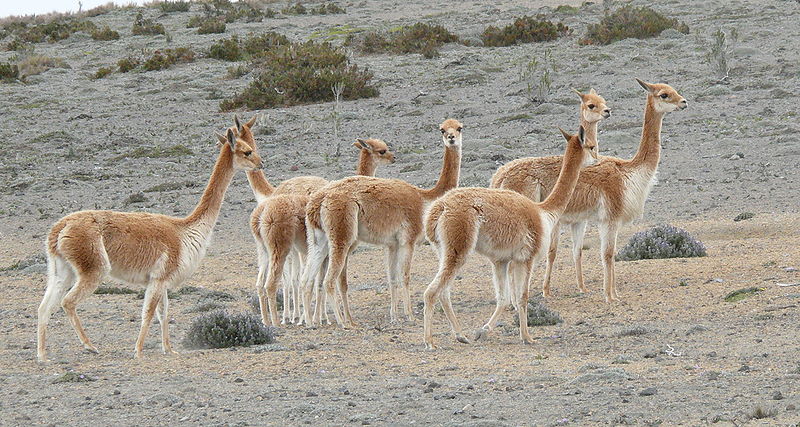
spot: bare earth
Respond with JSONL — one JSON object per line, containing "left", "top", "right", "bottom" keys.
{"left": 1, "top": 0, "right": 799, "bottom": 425}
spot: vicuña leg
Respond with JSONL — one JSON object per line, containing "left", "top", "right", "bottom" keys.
{"left": 61, "top": 265, "right": 106, "bottom": 356}
{"left": 254, "top": 244, "right": 270, "bottom": 326}
{"left": 399, "top": 241, "right": 416, "bottom": 321}
{"left": 599, "top": 222, "right": 620, "bottom": 302}
{"left": 482, "top": 260, "right": 511, "bottom": 334}
{"left": 339, "top": 251, "right": 356, "bottom": 327}
{"left": 323, "top": 244, "right": 349, "bottom": 328}
{"left": 265, "top": 244, "right": 290, "bottom": 327}
{"left": 134, "top": 282, "right": 166, "bottom": 358}
{"left": 155, "top": 287, "right": 177, "bottom": 355}
{"left": 37, "top": 255, "right": 75, "bottom": 362}
{"left": 385, "top": 244, "right": 400, "bottom": 322}
{"left": 515, "top": 258, "right": 535, "bottom": 344}
{"left": 570, "top": 221, "right": 588, "bottom": 293}
{"left": 301, "top": 233, "right": 327, "bottom": 327}
{"left": 542, "top": 222, "right": 561, "bottom": 298}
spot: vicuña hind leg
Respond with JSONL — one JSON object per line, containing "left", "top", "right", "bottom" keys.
{"left": 399, "top": 242, "right": 416, "bottom": 322}
{"left": 254, "top": 244, "right": 270, "bottom": 326}
{"left": 423, "top": 263, "right": 463, "bottom": 349}
{"left": 301, "top": 235, "right": 327, "bottom": 327}
{"left": 155, "top": 287, "right": 178, "bottom": 355}
{"left": 323, "top": 244, "right": 349, "bottom": 328}
{"left": 570, "top": 221, "right": 588, "bottom": 293}
{"left": 61, "top": 267, "right": 105, "bottom": 355}
{"left": 515, "top": 258, "right": 536, "bottom": 344}
{"left": 542, "top": 223, "right": 560, "bottom": 298}
{"left": 265, "top": 245, "right": 290, "bottom": 327}
{"left": 385, "top": 244, "right": 400, "bottom": 322}
{"left": 599, "top": 223, "right": 620, "bottom": 302}
{"left": 37, "top": 256, "right": 75, "bottom": 362}
{"left": 339, "top": 249, "right": 356, "bottom": 328}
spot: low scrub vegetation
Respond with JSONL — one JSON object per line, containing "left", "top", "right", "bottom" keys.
{"left": 481, "top": 15, "right": 570, "bottom": 47}
{"left": 132, "top": 11, "right": 166, "bottom": 36}
{"left": 616, "top": 224, "right": 707, "bottom": 261}
{"left": 3, "top": 18, "right": 96, "bottom": 43}
{"left": 16, "top": 54, "right": 69, "bottom": 78}
{"left": 117, "top": 57, "right": 141, "bottom": 72}
{"left": 283, "top": 2, "right": 345, "bottom": 15}
{"left": 513, "top": 298, "right": 563, "bottom": 327}
{"left": 197, "top": 19, "right": 226, "bottom": 34}
{"left": 581, "top": 5, "right": 689, "bottom": 45}
{"left": 116, "top": 48, "right": 195, "bottom": 73}
{"left": 198, "top": 0, "right": 271, "bottom": 24}
{"left": 91, "top": 25, "right": 120, "bottom": 41}
{"left": 723, "top": 287, "right": 763, "bottom": 303}
{"left": 345, "top": 22, "right": 458, "bottom": 58}
{"left": 208, "top": 32, "right": 290, "bottom": 61}
{"left": 220, "top": 40, "right": 378, "bottom": 110}
{"left": 183, "top": 310, "right": 275, "bottom": 349}
{"left": 0, "top": 62, "right": 19, "bottom": 82}
{"left": 157, "top": 0, "right": 191, "bottom": 13}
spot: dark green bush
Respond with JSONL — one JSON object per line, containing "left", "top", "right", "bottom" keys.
{"left": 187, "top": 15, "right": 206, "bottom": 28}
{"left": 481, "top": 15, "right": 570, "bottom": 47}
{"left": 92, "top": 66, "right": 114, "bottom": 79}
{"left": 209, "top": 36, "right": 242, "bottom": 61}
{"left": 282, "top": 3, "right": 307, "bottom": 15}
{"left": 345, "top": 22, "right": 458, "bottom": 58}
{"left": 0, "top": 62, "right": 19, "bottom": 81}
{"left": 183, "top": 310, "right": 276, "bottom": 349}
{"left": 220, "top": 40, "right": 378, "bottom": 110}
{"left": 512, "top": 298, "right": 563, "bottom": 327}
{"left": 5, "top": 39, "right": 30, "bottom": 51}
{"left": 91, "top": 26, "right": 120, "bottom": 41}
{"left": 197, "top": 19, "right": 226, "bottom": 34}
{"left": 310, "top": 3, "right": 345, "bottom": 14}
{"left": 199, "top": 0, "right": 268, "bottom": 23}
{"left": 11, "top": 19, "right": 97, "bottom": 43}
{"left": 117, "top": 57, "right": 140, "bottom": 72}
{"left": 159, "top": 0, "right": 191, "bottom": 13}
{"left": 616, "top": 224, "right": 706, "bottom": 261}
{"left": 208, "top": 32, "right": 290, "bottom": 61}
{"left": 581, "top": 5, "right": 689, "bottom": 45}
{"left": 132, "top": 12, "right": 166, "bottom": 36}
{"left": 142, "top": 47, "right": 195, "bottom": 71}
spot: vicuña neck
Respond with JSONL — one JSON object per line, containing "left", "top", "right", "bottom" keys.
{"left": 356, "top": 150, "right": 377, "bottom": 176}
{"left": 246, "top": 169, "right": 275, "bottom": 203}
{"left": 183, "top": 145, "right": 236, "bottom": 227}
{"left": 418, "top": 145, "right": 461, "bottom": 201}
{"left": 581, "top": 117, "right": 599, "bottom": 147}
{"left": 539, "top": 139, "right": 584, "bottom": 215}
{"left": 628, "top": 95, "right": 664, "bottom": 170}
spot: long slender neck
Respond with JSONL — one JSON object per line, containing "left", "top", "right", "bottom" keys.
{"left": 356, "top": 150, "right": 376, "bottom": 176}
{"left": 539, "top": 140, "right": 584, "bottom": 215}
{"left": 581, "top": 116, "right": 599, "bottom": 147}
{"left": 183, "top": 145, "right": 236, "bottom": 226}
{"left": 246, "top": 169, "right": 275, "bottom": 203}
{"left": 418, "top": 145, "right": 461, "bottom": 201}
{"left": 628, "top": 96, "right": 664, "bottom": 170}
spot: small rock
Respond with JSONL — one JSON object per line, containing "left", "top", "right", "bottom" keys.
{"left": 738, "top": 365, "right": 751, "bottom": 372}
{"left": 785, "top": 267, "right": 797, "bottom": 272}
{"left": 686, "top": 325, "right": 709, "bottom": 335}
{"left": 305, "top": 391, "right": 318, "bottom": 397}
{"left": 787, "top": 404, "right": 796, "bottom": 411}
{"left": 639, "top": 387, "right": 657, "bottom": 396}
{"left": 233, "top": 378, "right": 244, "bottom": 383}
{"left": 772, "top": 391, "right": 784, "bottom": 400}
{"left": 733, "top": 212, "right": 754, "bottom": 222}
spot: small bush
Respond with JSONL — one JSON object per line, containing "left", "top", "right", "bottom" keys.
{"left": 581, "top": 5, "right": 689, "bottom": 45}
{"left": 220, "top": 40, "right": 378, "bottom": 111}
{"left": 117, "top": 57, "right": 140, "bottom": 72}
{"left": 749, "top": 406, "right": 777, "bottom": 420}
{"left": 616, "top": 326, "right": 648, "bottom": 337}
{"left": 615, "top": 224, "right": 707, "bottom": 261}
{"left": 142, "top": 47, "right": 195, "bottom": 71}
{"left": 723, "top": 287, "right": 763, "bottom": 303}
{"left": 17, "top": 54, "right": 69, "bottom": 77}
{"left": 94, "top": 285, "right": 137, "bottom": 294}
{"left": 187, "top": 15, "right": 206, "bottom": 28}
{"left": 132, "top": 12, "right": 166, "bottom": 36}
{"left": 346, "top": 22, "right": 458, "bottom": 58}
{"left": 0, "top": 62, "right": 19, "bottom": 81}
{"left": 183, "top": 310, "right": 275, "bottom": 349}
{"left": 310, "top": 3, "right": 346, "bottom": 14}
{"left": 208, "top": 32, "right": 290, "bottom": 61}
{"left": 481, "top": 15, "right": 570, "bottom": 47}
{"left": 513, "top": 298, "right": 563, "bottom": 327}
{"left": 11, "top": 19, "right": 97, "bottom": 44}
{"left": 281, "top": 3, "right": 307, "bottom": 15}
{"left": 5, "top": 38, "right": 31, "bottom": 51}
{"left": 52, "top": 371, "right": 96, "bottom": 384}
{"left": 733, "top": 211, "right": 754, "bottom": 222}
{"left": 91, "top": 25, "right": 120, "bottom": 41}
{"left": 158, "top": 1, "right": 191, "bottom": 13}
{"left": 197, "top": 19, "right": 226, "bottom": 34}
{"left": 706, "top": 28, "right": 738, "bottom": 79}
{"left": 209, "top": 36, "right": 243, "bottom": 61}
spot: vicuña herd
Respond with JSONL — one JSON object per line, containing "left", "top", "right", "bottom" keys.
{"left": 36, "top": 79, "right": 687, "bottom": 361}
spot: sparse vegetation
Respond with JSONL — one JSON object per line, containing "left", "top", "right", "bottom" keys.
{"left": 705, "top": 28, "right": 738, "bottom": 79}
{"left": 616, "top": 326, "right": 648, "bottom": 337}
{"left": 345, "top": 22, "right": 459, "bottom": 58}
{"left": 197, "top": 19, "right": 226, "bottom": 34}
{"left": 52, "top": 371, "right": 96, "bottom": 384}
{"left": 0, "top": 62, "right": 19, "bottom": 82}
{"left": 186, "top": 301, "right": 226, "bottom": 313}
{"left": 723, "top": 287, "right": 763, "bottom": 303}
{"left": 91, "top": 25, "right": 120, "bottom": 41}
{"left": 733, "top": 211, "right": 754, "bottom": 222}
{"left": 183, "top": 310, "right": 276, "bottom": 349}
{"left": 581, "top": 5, "right": 689, "bottom": 45}
{"left": 512, "top": 298, "right": 563, "bottom": 327}
{"left": 209, "top": 32, "right": 291, "bottom": 62}
{"left": 281, "top": 3, "right": 307, "bottom": 15}
{"left": 220, "top": 40, "right": 378, "bottom": 111}
{"left": 142, "top": 47, "right": 196, "bottom": 71}
{"left": 16, "top": 54, "right": 69, "bottom": 78}
{"left": 249, "top": 290, "right": 283, "bottom": 314}
{"left": 94, "top": 285, "right": 137, "bottom": 295}
{"left": 132, "top": 11, "right": 166, "bottom": 36}
{"left": 6, "top": 19, "right": 97, "bottom": 44}
{"left": 749, "top": 405, "right": 777, "bottom": 420}
{"left": 117, "top": 57, "right": 141, "bottom": 72}
{"left": 616, "top": 224, "right": 707, "bottom": 261}
{"left": 481, "top": 15, "right": 570, "bottom": 47}
{"left": 158, "top": 0, "right": 191, "bottom": 13}
{"left": 520, "top": 49, "right": 557, "bottom": 103}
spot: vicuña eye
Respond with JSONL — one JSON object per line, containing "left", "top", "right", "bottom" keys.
{"left": 378, "top": 150, "right": 386, "bottom": 155}
{"left": 440, "top": 129, "right": 446, "bottom": 134}
{"left": 660, "top": 93, "right": 668, "bottom": 99}
{"left": 588, "top": 104, "right": 595, "bottom": 109}
{"left": 244, "top": 151, "right": 252, "bottom": 156}
{"left": 456, "top": 127, "right": 462, "bottom": 132}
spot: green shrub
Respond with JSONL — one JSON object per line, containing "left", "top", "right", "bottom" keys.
{"left": 220, "top": 40, "right": 378, "bottom": 110}
{"left": 5, "top": 38, "right": 30, "bottom": 51}
{"left": 481, "top": 15, "right": 570, "bottom": 47}
{"left": 723, "top": 287, "right": 763, "bottom": 303}
{"left": 198, "top": 0, "right": 267, "bottom": 23}
{"left": 132, "top": 12, "right": 166, "bottom": 36}
{"left": 209, "top": 32, "right": 290, "bottom": 61}
{"left": 282, "top": 3, "right": 307, "bottom": 15}
{"left": 310, "top": 3, "right": 346, "bottom": 14}
{"left": 11, "top": 19, "right": 96, "bottom": 43}
{"left": 92, "top": 66, "right": 114, "bottom": 79}
{"left": 512, "top": 298, "right": 563, "bottom": 327}
{"left": 0, "top": 62, "right": 19, "bottom": 81}
{"left": 117, "top": 57, "right": 141, "bottom": 72}
{"left": 94, "top": 285, "right": 137, "bottom": 294}
{"left": 187, "top": 15, "right": 206, "bottom": 28}
{"left": 616, "top": 224, "right": 707, "bottom": 261}
{"left": 197, "top": 19, "right": 226, "bottom": 34}
{"left": 183, "top": 310, "right": 276, "bottom": 349}
{"left": 16, "top": 54, "right": 69, "bottom": 77}
{"left": 345, "top": 22, "right": 459, "bottom": 58}
{"left": 91, "top": 26, "right": 120, "bottom": 41}
{"left": 581, "top": 5, "right": 689, "bottom": 45}
{"left": 142, "top": 47, "right": 196, "bottom": 71}
{"left": 52, "top": 371, "right": 96, "bottom": 383}
{"left": 209, "top": 36, "right": 242, "bottom": 61}
{"left": 159, "top": 0, "right": 191, "bottom": 13}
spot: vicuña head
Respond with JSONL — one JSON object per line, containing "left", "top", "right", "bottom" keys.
{"left": 635, "top": 78, "right": 688, "bottom": 113}
{"left": 216, "top": 128, "right": 264, "bottom": 171}
{"left": 575, "top": 88, "right": 611, "bottom": 122}
{"left": 440, "top": 119, "right": 463, "bottom": 147}
{"left": 560, "top": 126, "right": 598, "bottom": 167}
{"left": 354, "top": 138, "right": 396, "bottom": 164}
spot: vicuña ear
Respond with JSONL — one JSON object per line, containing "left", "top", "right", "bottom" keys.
{"left": 355, "top": 138, "right": 371, "bottom": 151}
{"left": 245, "top": 115, "right": 257, "bottom": 129}
{"left": 215, "top": 133, "right": 227, "bottom": 147}
{"left": 558, "top": 127, "right": 572, "bottom": 142}
{"left": 234, "top": 115, "right": 243, "bottom": 132}
{"left": 226, "top": 128, "right": 237, "bottom": 150}
{"left": 573, "top": 88, "right": 585, "bottom": 99}
{"left": 635, "top": 78, "right": 654, "bottom": 93}
{"left": 578, "top": 126, "right": 585, "bottom": 145}
{"left": 589, "top": 88, "right": 597, "bottom": 95}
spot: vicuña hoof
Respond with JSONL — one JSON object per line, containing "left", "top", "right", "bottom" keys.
{"left": 474, "top": 328, "right": 489, "bottom": 341}
{"left": 84, "top": 344, "right": 99, "bottom": 354}
{"left": 424, "top": 341, "right": 437, "bottom": 350}
{"left": 455, "top": 334, "right": 471, "bottom": 345}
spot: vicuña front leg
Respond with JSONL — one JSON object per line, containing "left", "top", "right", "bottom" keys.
{"left": 156, "top": 287, "right": 178, "bottom": 355}
{"left": 600, "top": 223, "right": 621, "bottom": 302}
{"left": 399, "top": 242, "right": 416, "bottom": 322}
{"left": 134, "top": 283, "right": 166, "bottom": 358}
{"left": 570, "top": 221, "right": 589, "bottom": 293}
{"left": 541, "top": 223, "right": 560, "bottom": 298}
{"left": 516, "top": 259, "right": 535, "bottom": 345}
{"left": 480, "top": 260, "right": 511, "bottom": 339}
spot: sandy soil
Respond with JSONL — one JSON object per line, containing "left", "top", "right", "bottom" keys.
{"left": 1, "top": 0, "right": 799, "bottom": 425}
